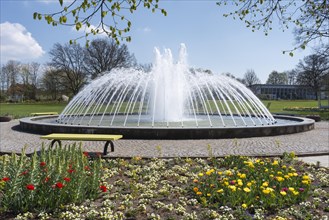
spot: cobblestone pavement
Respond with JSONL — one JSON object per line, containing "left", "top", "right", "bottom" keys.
{"left": 1, "top": 120, "right": 328, "bottom": 159}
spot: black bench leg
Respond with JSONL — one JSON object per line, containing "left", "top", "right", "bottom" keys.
{"left": 103, "top": 140, "right": 114, "bottom": 155}
{"left": 50, "top": 140, "right": 61, "bottom": 148}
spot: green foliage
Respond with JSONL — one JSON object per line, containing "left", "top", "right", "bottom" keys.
{"left": 192, "top": 156, "right": 311, "bottom": 211}
{"left": 0, "top": 144, "right": 103, "bottom": 213}
{"left": 33, "top": 0, "right": 167, "bottom": 44}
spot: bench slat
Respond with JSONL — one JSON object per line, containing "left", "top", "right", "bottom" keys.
{"left": 31, "top": 112, "right": 58, "bottom": 116}
{"left": 40, "top": 133, "right": 123, "bottom": 141}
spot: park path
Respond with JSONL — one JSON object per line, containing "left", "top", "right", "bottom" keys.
{"left": 1, "top": 120, "right": 328, "bottom": 159}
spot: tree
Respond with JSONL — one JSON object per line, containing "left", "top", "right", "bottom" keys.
{"left": 49, "top": 43, "right": 88, "bottom": 95}
{"left": 34, "top": 0, "right": 328, "bottom": 52}
{"left": 20, "top": 62, "right": 41, "bottom": 100}
{"left": 266, "top": 71, "right": 288, "bottom": 85}
{"left": 84, "top": 38, "right": 136, "bottom": 79}
{"left": 296, "top": 54, "right": 329, "bottom": 99}
{"left": 285, "top": 69, "right": 298, "bottom": 85}
{"left": 33, "top": 0, "right": 167, "bottom": 45}
{"left": 218, "top": 0, "right": 329, "bottom": 55}
{"left": 1, "top": 61, "right": 21, "bottom": 100}
{"left": 243, "top": 69, "right": 260, "bottom": 87}
{"left": 41, "top": 67, "right": 63, "bottom": 100}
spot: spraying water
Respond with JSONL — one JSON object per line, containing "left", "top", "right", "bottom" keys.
{"left": 57, "top": 44, "right": 276, "bottom": 128}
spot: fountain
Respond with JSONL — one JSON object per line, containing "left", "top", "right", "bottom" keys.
{"left": 20, "top": 44, "right": 314, "bottom": 139}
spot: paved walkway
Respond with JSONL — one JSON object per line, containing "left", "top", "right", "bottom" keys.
{"left": 0, "top": 120, "right": 328, "bottom": 166}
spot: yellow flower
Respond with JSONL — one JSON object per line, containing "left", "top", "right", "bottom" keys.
{"left": 288, "top": 187, "right": 295, "bottom": 192}
{"left": 224, "top": 181, "right": 229, "bottom": 186}
{"left": 217, "top": 189, "right": 224, "bottom": 193}
{"left": 277, "top": 171, "right": 282, "bottom": 175}
{"left": 293, "top": 191, "right": 299, "bottom": 196}
{"left": 242, "top": 203, "right": 247, "bottom": 209}
{"left": 225, "top": 170, "right": 232, "bottom": 176}
{"left": 243, "top": 187, "right": 251, "bottom": 193}
{"left": 293, "top": 172, "right": 298, "bottom": 177}
{"left": 207, "top": 193, "right": 211, "bottom": 197}
{"left": 198, "top": 173, "right": 204, "bottom": 177}
{"left": 240, "top": 173, "right": 246, "bottom": 179}
{"left": 302, "top": 175, "right": 310, "bottom": 180}
{"left": 288, "top": 173, "right": 294, "bottom": 177}
{"left": 269, "top": 174, "right": 274, "bottom": 178}
{"left": 262, "top": 182, "right": 269, "bottom": 187}
{"left": 284, "top": 175, "right": 290, "bottom": 179}
{"left": 282, "top": 165, "right": 287, "bottom": 169}
{"left": 206, "top": 169, "right": 215, "bottom": 175}
{"left": 302, "top": 180, "right": 310, "bottom": 185}
{"left": 263, "top": 189, "right": 271, "bottom": 194}
{"left": 264, "top": 168, "right": 269, "bottom": 172}
{"left": 247, "top": 182, "right": 252, "bottom": 187}
{"left": 280, "top": 191, "right": 287, "bottom": 196}
{"left": 276, "top": 176, "right": 284, "bottom": 182}
{"left": 262, "top": 187, "right": 273, "bottom": 194}
{"left": 196, "top": 191, "right": 202, "bottom": 195}
{"left": 218, "top": 171, "right": 223, "bottom": 175}
{"left": 228, "top": 185, "right": 236, "bottom": 192}
{"left": 272, "top": 160, "right": 279, "bottom": 166}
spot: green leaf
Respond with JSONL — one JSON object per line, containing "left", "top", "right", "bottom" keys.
{"left": 59, "top": 0, "right": 63, "bottom": 6}
{"left": 101, "top": 11, "right": 108, "bottom": 17}
{"left": 76, "top": 22, "right": 82, "bottom": 31}
{"left": 289, "top": 52, "right": 294, "bottom": 57}
{"left": 33, "top": 12, "right": 38, "bottom": 20}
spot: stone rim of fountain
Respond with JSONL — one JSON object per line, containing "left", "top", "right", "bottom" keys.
{"left": 19, "top": 115, "right": 314, "bottom": 139}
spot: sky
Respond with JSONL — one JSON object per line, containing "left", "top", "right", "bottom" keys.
{"left": 0, "top": 0, "right": 314, "bottom": 83}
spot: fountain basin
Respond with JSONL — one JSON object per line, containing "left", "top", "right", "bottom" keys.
{"left": 19, "top": 115, "right": 314, "bottom": 139}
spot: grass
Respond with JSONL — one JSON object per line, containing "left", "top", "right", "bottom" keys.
{"left": 0, "top": 103, "right": 67, "bottom": 118}
{"left": 261, "top": 100, "right": 319, "bottom": 113}
{"left": 1, "top": 100, "right": 327, "bottom": 120}
{"left": 0, "top": 150, "right": 328, "bottom": 220}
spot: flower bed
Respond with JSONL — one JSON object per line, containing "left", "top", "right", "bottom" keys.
{"left": 0, "top": 148, "right": 328, "bottom": 220}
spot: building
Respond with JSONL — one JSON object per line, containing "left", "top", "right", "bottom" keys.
{"left": 249, "top": 84, "right": 316, "bottom": 100}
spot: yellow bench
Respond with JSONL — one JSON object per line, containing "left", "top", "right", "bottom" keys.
{"left": 31, "top": 112, "right": 58, "bottom": 116}
{"left": 40, "top": 133, "right": 123, "bottom": 155}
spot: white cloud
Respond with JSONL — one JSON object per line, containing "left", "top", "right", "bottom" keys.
{"left": 0, "top": 22, "right": 45, "bottom": 63}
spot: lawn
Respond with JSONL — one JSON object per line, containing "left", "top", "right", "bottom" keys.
{"left": 262, "top": 100, "right": 319, "bottom": 113}
{"left": 1, "top": 100, "right": 327, "bottom": 120}
{"left": 0, "top": 103, "right": 67, "bottom": 118}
